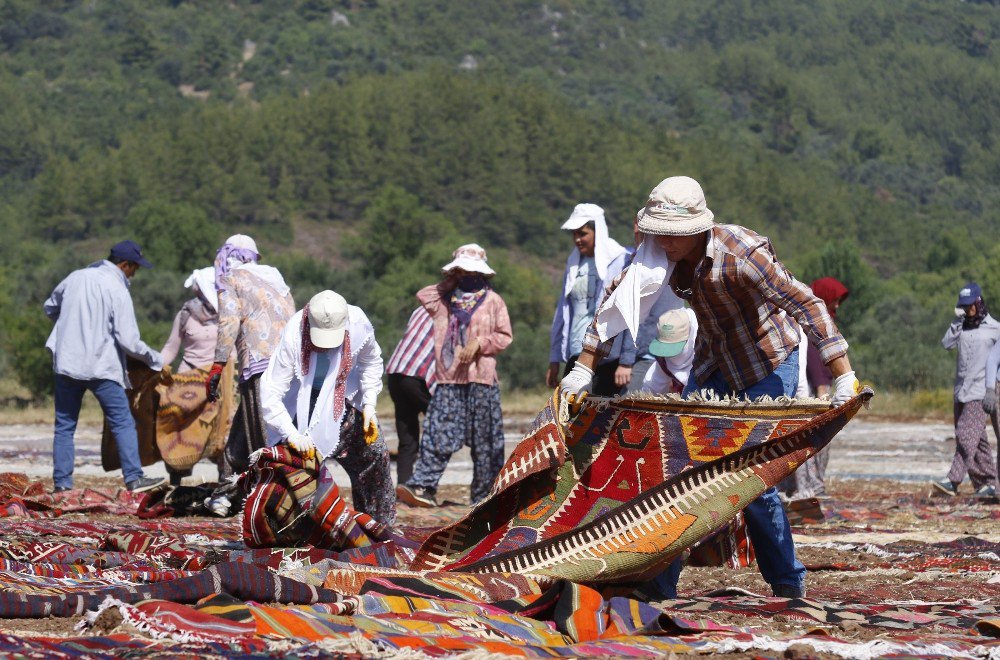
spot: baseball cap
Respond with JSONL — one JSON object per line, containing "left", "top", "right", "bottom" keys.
{"left": 957, "top": 282, "right": 981, "bottom": 306}
{"left": 109, "top": 240, "right": 153, "bottom": 269}
{"left": 648, "top": 309, "right": 692, "bottom": 358}
{"left": 307, "top": 290, "right": 348, "bottom": 349}
{"left": 561, "top": 203, "right": 605, "bottom": 231}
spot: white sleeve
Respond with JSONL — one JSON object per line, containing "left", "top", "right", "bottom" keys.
{"left": 941, "top": 319, "right": 962, "bottom": 350}
{"left": 642, "top": 361, "right": 672, "bottom": 394}
{"left": 796, "top": 325, "right": 810, "bottom": 398}
{"left": 357, "top": 324, "right": 384, "bottom": 408}
{"left": 260, "top": 325, "right": 299, "bottom": 441}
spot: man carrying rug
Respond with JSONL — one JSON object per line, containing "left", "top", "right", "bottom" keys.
{"left": 259, "top": 290, "right": 395, "bottom": 526}
{"left": 562, "top": 176, "right": 861, "bottom": 598}
{"left": 43, "top": 240, "right": 168, "bottom": 494}
{"left": 206, "top": 234, "right": 295, "bottom": 483}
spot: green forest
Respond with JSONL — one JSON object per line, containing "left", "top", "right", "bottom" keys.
{"left": 2, "top": 0, "right": 999, "bottom": 399}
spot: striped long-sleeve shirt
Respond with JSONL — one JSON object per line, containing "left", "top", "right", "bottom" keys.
{"left": 585, "top": 224, "right": 848, "bottom": 392}
{"left": 385, "top": 307, "right": 437, "bottom": 388}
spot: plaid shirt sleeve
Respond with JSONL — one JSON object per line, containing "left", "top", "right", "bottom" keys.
{"left": 738, "top": 242, "right": 849, "bottom": 364}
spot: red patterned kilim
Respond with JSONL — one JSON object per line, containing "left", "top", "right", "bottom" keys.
{"left": 409, "top": 389, "right": 872, "bottom": 584}
{"left": 239, "top": 445, "right": 407, "bottom": 553}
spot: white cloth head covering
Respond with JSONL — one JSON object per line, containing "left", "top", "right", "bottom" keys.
{"left": 594, "top": 236, "right": 683, "bottom": 342}
{"left": 234, "top": 262, "right": 291, "bottom": 298}
{"left": 560, "top": 203, "right": 627, "bottom": 296}
{"left": 184, "top": 266, "right": 218, "bottom": 312}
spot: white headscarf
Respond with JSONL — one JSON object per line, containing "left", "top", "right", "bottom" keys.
{"left": 184, "top": 266, "right": 218, "bottom": 312}
{"left": 561, "top": 203, "right": 627, "bottom": 297}
{"left": 594, "top": 236, "right": 683, "bottom": 342}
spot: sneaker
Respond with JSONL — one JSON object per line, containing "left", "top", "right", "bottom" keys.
{"left": 772, "top": 583, "right": 806, "bottom": 598}
{"left": 396, "top": 484, "right": 438, "bottom": 508}
{"left": 974, "top": 484, "right": 998, "bottom": 499}
{"left": 126, "top": 476, "right": 168, "bottom": 494}
{"left": 52, "top": 486, "right": 70, "bottom": 494}
{"left": 931, "top": 479, "right": 958, "bottom": 497}
{"left": 205, "top": 495, "right": 231, "bottom": 517}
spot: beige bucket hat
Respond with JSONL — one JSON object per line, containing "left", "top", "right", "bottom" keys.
{"left": 636, "top": 176, "right": 715, "bottom": 236}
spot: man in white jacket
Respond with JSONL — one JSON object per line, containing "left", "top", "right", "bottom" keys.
{"left": 260, "top": 290, "right": 395, "bottom": 526}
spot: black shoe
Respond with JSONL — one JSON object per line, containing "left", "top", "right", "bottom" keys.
{"left": 52, "top": 486, "right": 70, "bottom": 494}
{"left": 126, "top": 476, "right": 168, "bottom": 494}
{"left": 772, "top": 583, "right": 806, "bottom": 598}
{"left": 974, "top": 484, "right": 998, "bottom": 500}
{"left": 931, "top": 479, "right": 958, "bottom": 497}
{"left": 396, "top": 484, "right": 438, "bottom": 508}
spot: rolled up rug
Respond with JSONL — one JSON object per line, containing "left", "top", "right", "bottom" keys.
{"left": 239, "top": 445, "right": 404, "bottom": 551}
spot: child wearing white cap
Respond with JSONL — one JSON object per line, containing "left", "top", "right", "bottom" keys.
{"left": 640, "top": 308, "right": 698, "bottom": 394}
{"left": 259, "top": 290, "right": 395, "bottom": 526}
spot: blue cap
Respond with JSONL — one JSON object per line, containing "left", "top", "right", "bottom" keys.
{"left": 109, "top": 240, "right": 153, "bottom": 269}
{"left": 957, "top": 282, "right": 981, "bottom": 306}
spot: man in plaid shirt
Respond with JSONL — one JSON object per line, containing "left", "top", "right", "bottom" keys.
{"left": 563, "top": 176, "right": 860, "bottom": 599}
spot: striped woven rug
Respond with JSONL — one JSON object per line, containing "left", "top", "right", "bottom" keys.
{"left": 409, "top": 388, "right": 873, "bottom": 584}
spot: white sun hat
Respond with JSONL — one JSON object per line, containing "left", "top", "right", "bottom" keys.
{"left": 441, "top": 243, "right": 496, "bottom": 277}
{"left": 307, "top": 290, "right": 348, "bottom": 349}
{"left": 636, "top": 176, "right": 715, "bottom": 236}
{"left": 184, "top": 266, "right": 219, "bottom": 312}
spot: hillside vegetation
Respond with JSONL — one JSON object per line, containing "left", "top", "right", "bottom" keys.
{"left": 2, "top": 0, "right": 999, "bottom": 397}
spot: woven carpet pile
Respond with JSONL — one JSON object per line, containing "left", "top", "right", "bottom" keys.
{"left": 0, "top": 389, "right": 997, "bottom": 658}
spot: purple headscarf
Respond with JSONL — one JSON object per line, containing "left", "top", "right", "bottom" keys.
{"left": 214, "top": 236, "right": 259, "bottom": 292}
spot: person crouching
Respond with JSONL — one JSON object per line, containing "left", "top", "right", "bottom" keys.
{"left": 259, "top": 290, "right": 395, "bottom": 526}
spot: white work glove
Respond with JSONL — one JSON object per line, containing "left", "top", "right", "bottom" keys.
{"left": 362, "top": 404, "right": 378, "bottom": 445}
{"left": 286, "top": 432, "right": 316, "bottom": 459}
{"left": 954, "top": 307, "right": 967, "bottom": 320}
{"left": 560, "top": 362, "right": 594, "bottom": 404}
{"left": 830, "top": 371, "right": 861, "bottom": 407}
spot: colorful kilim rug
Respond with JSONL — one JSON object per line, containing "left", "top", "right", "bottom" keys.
{"left": 155, "top": 361, "right": 235, "bottom": 472}
{"left": 239, "top": 445, "right": 410, "bottom": 554}
{"left": 408, "top": 389, "right": 872, "bottom": 584}
{"left": 1, "top": 388, "right": 1000, "bottom": 657}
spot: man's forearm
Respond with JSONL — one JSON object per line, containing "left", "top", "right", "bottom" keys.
{"left": 575, "top": 348, "right": 599, "bottom": 371}
{"left": 826, "top": 355, "right": 853, "bottom": 378}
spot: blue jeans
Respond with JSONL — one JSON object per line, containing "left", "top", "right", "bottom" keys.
{"left": 650, "top": 350, "right": 806, "bottom": 598}
{"left": 53, "top": 374, "right": 145, "bottom": 488}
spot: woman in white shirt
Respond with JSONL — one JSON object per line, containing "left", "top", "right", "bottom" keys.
{"left": 260, "top": 290, "right": 394, "bottom": 526}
